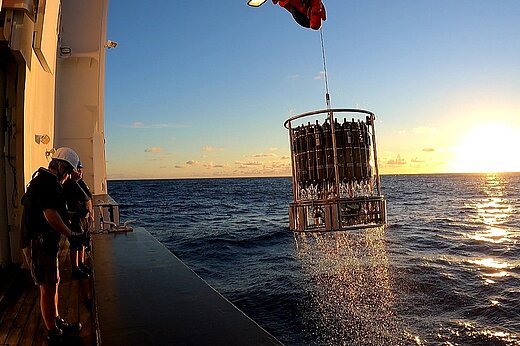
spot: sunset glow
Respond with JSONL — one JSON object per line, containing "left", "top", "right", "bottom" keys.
{"left": 451, "top": 123, "right": 520, "bottom": 174}
{"left": 105, "top": 3, "right": 520, "bottom": 179}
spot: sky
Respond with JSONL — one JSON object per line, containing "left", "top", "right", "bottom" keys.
{"left": 104, "top": 1, "right": 520, "bottom": 179}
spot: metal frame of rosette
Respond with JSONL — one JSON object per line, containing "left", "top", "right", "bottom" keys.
{"left": 284, "top": 108, "right": 387, "bottom": 232}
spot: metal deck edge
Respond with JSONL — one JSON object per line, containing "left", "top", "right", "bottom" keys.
{"left": 91, "top": 227, "right": 282, "bottom": 346}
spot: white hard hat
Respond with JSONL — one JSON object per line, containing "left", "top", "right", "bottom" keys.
{"left": 52, "top": 147, "right": 80, "bottom": 169}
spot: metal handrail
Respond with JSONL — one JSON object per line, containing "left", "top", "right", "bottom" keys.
{"left": 284, "top": 108, "right": 375, "bottom": 129}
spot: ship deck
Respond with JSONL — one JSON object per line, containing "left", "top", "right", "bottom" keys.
{"left": 1, "top": 227, "right": 282, "bottom": 346}
{"left": 91, "top": 227, "right": 281, "bottom": 345}
{"left": 0, "top": 238, "right": 94, "bottom": 346}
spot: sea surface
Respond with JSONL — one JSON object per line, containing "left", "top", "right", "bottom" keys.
{"left": 108, "top": 173, "right": 520, "bottom": 346}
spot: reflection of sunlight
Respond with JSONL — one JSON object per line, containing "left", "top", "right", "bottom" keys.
{"left": 465, "top": 174, "right": 516, "bottom": 246}
{"left": 468, "top": 227, "right": 510, "bottom": 244}
{"left": 468, "top": 258, "right": 510, "bottom": 269}
{"left": 467, "top": 257, "right": 512, "bottom": 282}
{"left": 477, "top": 174, "right": 512, "bottom": 225}
{"left": 482, "top": 271, "right": 509, "bottom": 278}
{"left": 451, "top": 123, "right": 520, "bottom": 173}
{"left": 453, "top": 321, "right": 519, "bottom": 343}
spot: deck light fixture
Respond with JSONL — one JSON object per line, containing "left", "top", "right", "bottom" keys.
{"left": 35, "top": 134, "right": 50, "bottom": 145}
{"left": 247, "top": 0, "right": 267, "bottom": 7}
{"left": 60, "top": 47, "right": 72, "bottom": 56}
{"left": 105, "top": 40, "right": 118, "bottom": 49}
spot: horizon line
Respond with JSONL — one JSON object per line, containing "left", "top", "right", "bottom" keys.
{"left": 107, "top": 171, "right": 520, "bottom": 181}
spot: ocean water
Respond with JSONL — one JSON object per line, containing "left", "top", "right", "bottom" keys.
{"left": 108, "top": 173, "right": 520, "bottom": 346}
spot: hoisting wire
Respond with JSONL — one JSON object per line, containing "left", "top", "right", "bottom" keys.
{"left": 320, "top": 27, "right": 331, "bottom": 110}
{"left": 320, "top": 26, "right": 340, "bottom": 192}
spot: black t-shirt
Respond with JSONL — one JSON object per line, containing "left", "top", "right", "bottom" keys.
{"left": 77, "top": 179, "right": 93, "bottom": 199}
{"left": 20, "top": 168, "right": 67, "bottom": 249}
{"left": 63, "top": 179, "right": 88, "bottom": 214}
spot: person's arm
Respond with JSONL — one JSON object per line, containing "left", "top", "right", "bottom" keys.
{"left": 43, "top": 209, "right": 73, "bottom": 238}
{"left": 85, "top": 199, "right": 94, "bottom": 222}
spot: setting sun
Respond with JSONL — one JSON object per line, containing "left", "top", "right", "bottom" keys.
{"left": 451, "top": 122, "right": 520, "bottom": 173}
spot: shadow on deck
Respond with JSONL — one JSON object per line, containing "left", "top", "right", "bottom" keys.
{"left": 0, "top": 238, "right": 94, "bottom": 346}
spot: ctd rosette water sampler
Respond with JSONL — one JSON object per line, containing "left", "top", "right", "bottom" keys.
{"left": 284, "top": 108, "right": 387, "bottom": 232}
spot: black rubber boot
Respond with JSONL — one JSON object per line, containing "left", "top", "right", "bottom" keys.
{"left": 71, "top": 267, "right": 90, "bottom": 280}
{"left": 47, "top": 328, "right": 64, "bottom": 345}
{"left": 56, "top": 316, "right": 82, "bottom": 334}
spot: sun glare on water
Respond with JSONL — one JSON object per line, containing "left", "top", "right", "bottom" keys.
{"left": 451, "top": 122, "right": 520, "bottom": 173}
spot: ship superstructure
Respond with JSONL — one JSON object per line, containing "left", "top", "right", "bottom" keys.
{"left": 0, "top": 0, "right": 110, "bottom": 268}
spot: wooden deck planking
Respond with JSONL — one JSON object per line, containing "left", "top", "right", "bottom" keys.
{"left": 0, "top": 237, "right": 95, "bottom": 346}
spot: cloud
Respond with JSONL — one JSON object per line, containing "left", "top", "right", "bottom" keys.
{"left": 203, "top": 162, "right": 225, "bottom": 169}
{"left": 280, "top": 156, "right": 291, "bottom": 160}
{"left": 314, "top": 71, "right": 325, "bottom": 80}
{"left": 268, "top": 161, "right": 291, "bottom": 169}
{"left": 202, "top": 146, "right": 223, "bottom": 153}
{"left": 422, "top": 147, "right": 435, "bottom": 152}
{"left": 186, "top": 160, "right": 199, "bottom": 166}
{"left": 147, "top": 156, "right": 172, "bottom": 162}
{"left": 174, "top": 165, "right": 184, "bottom": 169}
{"left": 288, "top": 74, "right": 300, "bottom": 80}
{"left": 269, "top": 147, "right": 278, "bottom": 151}
{"left": 253, "top": 153, "right": 277, "bottom": 158}
{"left": 387, "top": 154, "right": 406, "bottom": 165}
{"left": 411, "top": 157, "right": 424, "bottom": 163}
{"left": 413, "top": 126, "right": 437, "bottom": 135}
{"left": 121, "top": 121, "right": 190, "bottom": 129}
{"left": 144, "top": 147, "right": 163, "bottom": 153}
{"left": 235, "top": 160, "right": 262, "bottom": 166}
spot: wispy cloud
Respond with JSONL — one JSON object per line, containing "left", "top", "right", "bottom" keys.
{"left": 202, "top": 146, "right": 223, "bottom": 153}
{"left": 288, "top": 74, "right": 300, "bottom": 80}
{"left": 253, "top": 153, "right": 277, "bottom": 158}
{"left": 411, "top": 157, "right": 424, "bottom": 163}
{"left": 203, "top": 162, "right": 225, "bottom": 169}
{"left": 387, "top": 154, "right": 406, "bottom": 165}
{"left": 422, "top": 147, "right": 435, "bottom": 152}
{"left": 144, "top": 147, "right": 163, "bottom": 153}
{"left": 235, "top": 161, "right": 262, "bottom": 166}
{"left": 413, "top": 126, "right": 437, "bottom": 135}
{"left": 174, "top": 165, "right": 184, "bottom": 169}
{"left": 186, "top": 160, "right": 199, "bottom": 166}
{"left": 314, "top": 71, "right": 325, "bottom": 80}
{"left": 121, "top": 121, "right": 190, "bottom": 129}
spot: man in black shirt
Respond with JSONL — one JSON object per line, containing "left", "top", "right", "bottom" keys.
{"left": 21, "top": 147, "right": 83, "bottom": 342}
{"left": 63, "top": 161, "right": 92, "bottom": 279}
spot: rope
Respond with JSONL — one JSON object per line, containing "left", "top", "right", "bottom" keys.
{"left": 320, "top": 27, "right": 331, "bottom": 110}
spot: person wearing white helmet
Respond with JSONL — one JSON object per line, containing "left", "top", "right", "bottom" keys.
{"left": 51, "top": 147, "right": 80, "bottom": 182}
{"left": 20, "top": 147, "right": 83, "bottom": 343}
{"left": 63, "top": 160, "right": 92, "bottom": 279}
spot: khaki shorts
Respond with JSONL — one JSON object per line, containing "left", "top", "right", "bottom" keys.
{"left": 30, "top": 241, "right": 60, "bottom": 285}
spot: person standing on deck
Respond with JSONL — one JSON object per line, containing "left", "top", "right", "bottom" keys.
{"left": 20, "top": 147, "right": 83, "bottom": 343}
{"left": 63, "top": 161, "right": 93, "bottom": 279}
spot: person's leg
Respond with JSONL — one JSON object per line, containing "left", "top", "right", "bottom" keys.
{"left": 71, "top": 238, "right": 89, "bottom": 278}
{"left": 40, "top": 284, "right": 58, "bottom": 330}
{"left": 78, "top": 246, "right": 85, "bottom": 267}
